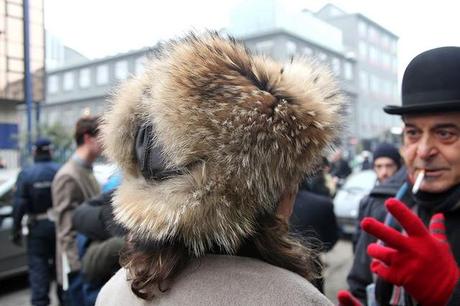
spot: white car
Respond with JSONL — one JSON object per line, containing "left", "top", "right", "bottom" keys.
{"left": 333, "top": 170, "right": 377, "bottom": 235}
{"left": 0, "top": 168, "right": 27, "bottom": 280}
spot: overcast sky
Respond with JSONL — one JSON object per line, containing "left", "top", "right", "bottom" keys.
{"left": 44, "top": 0, "right": 460, "bottom": 82}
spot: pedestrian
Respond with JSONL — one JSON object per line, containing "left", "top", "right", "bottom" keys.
{"left": 360, "top": 151, "right": 372, "bottom": 171}
{"left": 371, "top": 143, "right": 401, "bottom": 184}
{"left": 52, "top": 116, "right": 102, "bottom": 306}
{"left": 72, "top": 173, "right": 124, "bottom": 306}
{"left": 340, "top": 46, "right": 460, "bottom": 306}
{"left": 11, "top": 138, "right": 60, "bottom": 306}
{"left": 290, "top": 184, "right": 340, "bottom": 292}
{"left": 301, "top": 157, "right": 336, "bottom": 198}
{"left": 330, "top": 149, "right": 352, "bottom": 188}
{"left": 96, "top": 32, "right": 346, "bottom": 305}
{"left": 352, "top": 143, "right": 402, "bottom": 250}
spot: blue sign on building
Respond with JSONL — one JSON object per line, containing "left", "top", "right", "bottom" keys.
{"left": 0, "top": 123, "right": 19, "bottom": 149}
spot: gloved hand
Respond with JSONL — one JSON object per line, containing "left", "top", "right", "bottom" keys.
{"left": 336, "top": 290, "right": 362, "bottom": 306}
{"left": 10, "top": 230, "right": 22, "bottom": 246}
{"left": 362, "top": 198, "right": 459, "bottom": 306}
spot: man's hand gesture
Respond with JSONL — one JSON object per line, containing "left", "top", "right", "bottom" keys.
{"left": 362, "top": 198, "right": 459, "bottom": 306}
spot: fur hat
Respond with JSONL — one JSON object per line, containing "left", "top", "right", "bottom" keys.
{"left": 101, "top": 33, "right": 346, "bottom": 256}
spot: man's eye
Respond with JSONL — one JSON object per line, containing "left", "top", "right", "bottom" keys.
{"left": 437, "top": 130, "right": 455, "bottom": 140}
{"left": 404, "top": 129, "right": 419, "bottom": 137}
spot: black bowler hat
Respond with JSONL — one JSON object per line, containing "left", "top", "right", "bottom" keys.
{"left": 384, "top": 46, "right": 460, "bottom": 115}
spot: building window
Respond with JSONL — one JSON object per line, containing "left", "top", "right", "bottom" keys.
{"left": 63, "top": 72, "right": 74, "bottom": 91}
{"left": 382, "top": 52, "right": 390, "bottom": 68}
{"left": 390, "top": 40, "right": 398, "bottom": 54}
{"left": 115, "top": 60, "right": 129, "bottom": 80}
{"left": 47, "top": 75, "right": 59, "bottom": 94}
{"left": 331, "top": 57, "right": 341, "bottom": 76}
{"left": 303, "top": 46, "right": 313, "bottom": 56}
{"left": 96, "top": 64, "right": 109, "bottom": 85}
{"left": 391, "top": 56, "right": 398, "bottom": 73}
{"left": 370, "top": 75, "right": 380, "bottom": 93}
{"left": 393, "top": 82, "right": 399, "bottom": 99}
{"left": 255, "top": 40, "right": 274, "bottom": 55}
{"left": 344, "top": 62, "right": 353, "bottom": 80}
{"left": 381, "top": 35, "right": 390, "bottom": 49}
{"left": 79, "top": 68, "right": 91, "bottom": 88}
{"left": 359, "top": 41, "right": 368, "bottom": 59}
{"left": 369, "top": 46, "right": 378, "bottom": 63}
{"left": 318, "top": 52, "right": 328, "bottom": 62}
{"left": 359, "top": 71, "right": 368, "bottom": 91}
{"left": 135, "top": 56, "right": 146, "bottom": 75}
{"left": 286, "top": 41, "right": 297, "bottom": 57}
{"left": 358, "top": 21, "right": 367, "bottom": 36}
{"left": 369, "top": 27, "right": 378, "bottom": 42}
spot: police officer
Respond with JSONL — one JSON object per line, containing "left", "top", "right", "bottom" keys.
{"left": 11, "top": 138, "right": 60, "bottom": 306}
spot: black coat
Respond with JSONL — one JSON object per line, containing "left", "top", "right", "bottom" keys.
{"left": 72, "top": 191, "right": 124, "bottom": 285}
{"left": 348, "top": 167, "right": 460, "bottom": 306}
{"left": 13, "top": 159, "right": 60, "bottom": 232}
{"left": 331, "top": 158, "right": 352, "bottom": 179}
{"left": 72, "top": 191, "right": 115, "bottom": 241}
{"left": 290, "top": 190, "right": 339, "bottom": 252}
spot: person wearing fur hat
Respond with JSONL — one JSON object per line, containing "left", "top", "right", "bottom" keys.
{"left": 339, "top": 47, "right": 460, "bottom": 306}
{"left": 96, "top": 33, "right": 345, "bottom": 305}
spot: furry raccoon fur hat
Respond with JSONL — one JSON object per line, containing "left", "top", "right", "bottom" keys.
{"left": 101, "top": 32, "right": 346, "bottom": 256}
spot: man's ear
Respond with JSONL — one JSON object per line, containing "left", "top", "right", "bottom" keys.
{"left": 83, "top": 133, "right": 92, "bottom": 145}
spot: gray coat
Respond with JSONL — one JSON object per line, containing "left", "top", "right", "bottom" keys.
{"left": 96, "top": 255, "right": 333, "bottom": 306}
{"left": 52, "top": 158, "right": 100, "bottom": 285}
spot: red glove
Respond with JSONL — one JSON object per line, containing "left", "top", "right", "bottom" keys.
{"left": 361, "top": 198, "right": 459, "bottom": 306}
{"left": 336, "top": 290, "right": 362, "bottom": 306}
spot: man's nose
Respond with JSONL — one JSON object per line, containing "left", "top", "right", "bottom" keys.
{"left": 416, "top": 135, "right": 437, "bottom": 159}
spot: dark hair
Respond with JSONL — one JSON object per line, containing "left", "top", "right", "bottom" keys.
{"left": 75, "top": 116, "right": 100, "bottom": 146}
{"left": 120, "top": 214, "right": 320, "bottom": 301}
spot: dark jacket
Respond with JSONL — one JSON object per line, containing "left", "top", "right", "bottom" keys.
{"left": 290, "top": 190, "right": 339, "bottom": 252}
{"left": 331, "top": 158, "right": 352, "bottom": 180}
{"left": 352, "top": 167, "right": 407, "bottom": 250}
{"left": 13, "top": 158, "right": 60, "bottom": 232}
{"left": 290, "top": 190, "right": 339, "bottom": 293}
{"left": 300, "top": 174, "right": 332, "bottom": 198}
{"left": 72, "top": 191, "right": 123, "bottom": 285}
{"left": 348, "top": 167, "right": 460, "bottom": 306}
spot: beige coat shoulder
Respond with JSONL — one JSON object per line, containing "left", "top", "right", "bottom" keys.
{"left": 96, "top": 255, "right": 332, "bottom": 306}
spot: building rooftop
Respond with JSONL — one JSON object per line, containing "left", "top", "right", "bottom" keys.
{"left": 227, "top": 0, "right": 344, "bottom": 53}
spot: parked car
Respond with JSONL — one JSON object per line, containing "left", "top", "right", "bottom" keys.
{"left": 0, "top": 168, "right": 27, "bottom": 280}
{"left": 333, "top": 170, "right": 377, "bottom": 236}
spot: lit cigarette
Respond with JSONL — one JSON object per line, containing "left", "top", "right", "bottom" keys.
{"left": 412, "top": 169, "right": 425, "bottom": 194}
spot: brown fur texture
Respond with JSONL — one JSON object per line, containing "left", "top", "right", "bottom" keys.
{"left": 101, "top": 33, "right": 346, "bottom": 256}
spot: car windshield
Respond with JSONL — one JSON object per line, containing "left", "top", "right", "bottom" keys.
{"left": 342, "top": 171, "right": 376, "bottom": 192}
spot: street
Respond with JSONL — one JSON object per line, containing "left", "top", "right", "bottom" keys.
{"left": 0, "top": 240, "right": 353, "bottom": 305}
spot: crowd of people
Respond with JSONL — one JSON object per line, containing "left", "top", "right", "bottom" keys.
{"left": 10, "top": 32, "right": 460, "bottom": 306}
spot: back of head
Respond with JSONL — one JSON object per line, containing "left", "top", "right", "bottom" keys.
{"left": 384, "top": 46, "right": 460, "bottom": 115}
{"left": 33, "top": 138, "right": 53, "bottom": 160}
{"left": 102, "top": 32, "right": 346, "bottom": 299}
{"left": 75, "top": 115, "right": 100, "bottom": 146}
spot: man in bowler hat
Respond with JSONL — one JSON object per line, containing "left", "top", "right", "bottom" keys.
{"left": 339, "top": 46, "right": 460, "bottom": 306}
